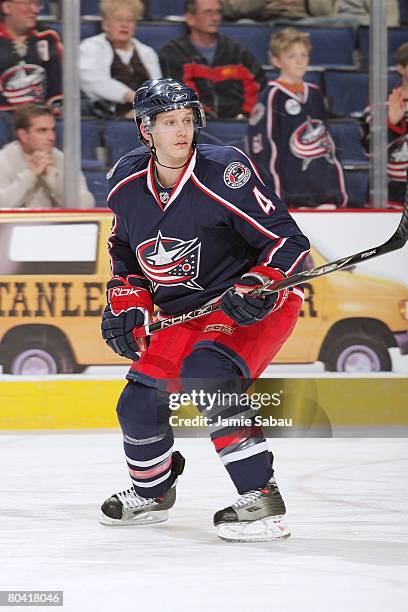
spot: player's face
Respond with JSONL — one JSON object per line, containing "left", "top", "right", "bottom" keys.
{"left": 103, "top": 8, "right": 136, "bottom": 47}
{"left": 272, "top": 43, "right": 310, "bottom": 83}
{"left": 2, "top": 0, "right": 40, "bottom": 32}
{"left": 186, "top": 0, "right": 222, "bottom": 36}
{"left": 150, "top": 108, "right": 195, "bottom": 163}
{"left": 18, "top": 114, "right": 56, "bottom": 154}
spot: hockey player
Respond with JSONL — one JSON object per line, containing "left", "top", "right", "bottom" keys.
{"left": 247, "top": 28, "right": 348, "bottom": 208}
{"left": 0, "top": 0, "right": 63, "bottom": 111}
{"left": 100, "top": 78, "right": 310, "bottom": 542}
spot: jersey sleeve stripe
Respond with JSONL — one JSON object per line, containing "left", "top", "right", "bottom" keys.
{"left": 262, "top": 236, "right": 288, "bottom": 265}
{"left": 231, "top": 146, "right": 265, "bottom": 185}
{"left": 191, "top": 173, "right": 281, "bottom": 240}
{"left": 285, "top": 249, "right": 310, "bottom": 275}
{"left": 107, "top": 168, "right": 148, "bottom": 202}
{"left": 107, "top": 212, "right": 118, "bottom": 276}
{"left": 266, "top": 86, "right": 282, "bottom": 197}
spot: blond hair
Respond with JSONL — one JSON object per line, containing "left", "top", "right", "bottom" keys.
{"left": 396, "top": 42, "right": 408, "bottom": 67}
{"left": 100, "top": 0, "right": 143, "bottom": 21}
{"left": 270, "top": 27, "right": 311, "bottom": 59}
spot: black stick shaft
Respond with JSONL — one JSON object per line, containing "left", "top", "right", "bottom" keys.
{"left": 147, "top": 184, "right": 408, "bottom": 335}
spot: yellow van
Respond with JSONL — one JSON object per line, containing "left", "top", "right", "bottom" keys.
{"left": 0, "top": 211, "right": 407, "bottom": 374}
{"left": 0, "top": 211, "right": 118, "bottom": 375}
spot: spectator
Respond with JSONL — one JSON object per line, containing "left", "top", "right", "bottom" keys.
{"left": 292, "top": 0, "right": 399, "bottom": 28}
{"left": 79, "top": 0, "right": 161, "bottom": 119}
{"left": 221, "top": 0, "right": 336, "bottom": 22}
{"left": 159, "top": 0, "right": 266, "bottom": 119}
{"left": 247, "top": 28, "right": 348, "bottom": 208}
{"left": 221, "top": 0, "right": 399, "bottom": 28}
{"left": 0, "top": 104, "right": 95, "bottom": 208}
{"left": 332, "top": 0, "right": 399, "bottom": 27}
{"left": 387, "top": 42, "right": 408, "bottom": 204}
{"left": 0, "top": 0, "right": 63, "bottom": 112}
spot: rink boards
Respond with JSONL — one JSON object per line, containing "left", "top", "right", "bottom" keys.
{"left": 0, "top": 376, "right": 407, "bottom": 431}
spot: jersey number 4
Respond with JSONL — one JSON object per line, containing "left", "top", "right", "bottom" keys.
{"left": 253, "top": 187, "right": 276, "bottom": 215}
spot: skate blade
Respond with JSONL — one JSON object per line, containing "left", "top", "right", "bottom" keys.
{"left": 99, "top": 509, "right": 169, "bottom": 526}
{"left": 217, "top": 516, "right": 290, "bottom": 542}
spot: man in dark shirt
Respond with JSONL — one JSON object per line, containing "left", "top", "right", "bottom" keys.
{"left": 159, "top": 0, "right": 266, "bottom": 119}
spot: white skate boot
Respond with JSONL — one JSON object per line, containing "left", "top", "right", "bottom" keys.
{"left": 214, "top": 477, "right": 290, "bottom": 542}
{"left": 100, "top": 451, "right": 184, "bottom": 526}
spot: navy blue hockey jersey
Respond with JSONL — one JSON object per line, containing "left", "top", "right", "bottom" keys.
{"left": 247, "top": 81, "right": 348, "bottom": 208}
{"left": 0, "top": 23, "right": 63, "bottom": 110}
{"left": 107, "top": 144, "right": 310, "bottom": 316}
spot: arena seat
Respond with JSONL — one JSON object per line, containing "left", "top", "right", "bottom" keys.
{"left": 343, "top": 168, "right": 369, "bottom": 208}
{"left": 325, "top": 70, "right": 368, "bottom": 116}
{"left": 271, "top": 25, "right": 355, "bottom": 67}
{"left": 219, "top": 24, "right": 271, "bottom": 65}
{"left": 147, "top": 0, "right": 185, "bottom": 19}
{"left": 55, "top": 119, "right": 104, "bottom": 168}
{"left": 400, "top": 0, "right": 408, "bottom": 25}
{"left": 84, "top": 170, "right": 108, "bottom": 207}
{"left": 0, "top": 113, "right": 13, "bottom": 148}
{"left": 80, "top": 21, "right": 101, "bottom": 39}
{"left": 46, "top": 20, "right": 101, "bottom": 40}
{"left": 104, "top": 120, "right": 141, "bottom": 164}
{"left": 328, "top": 119, "right": 368, "bottom": 167}
{"left": 358, "top": 26, "right": 408, "bottom": 66}
{"left": 199, "top": 120, "right": 248, "bottom": 149}
{"left": 325, "top": 69, "right": 401, "bottom": 116}
{"left": 39, "top": 1, "right": 52, "bottom": 16}
{"left": 136, "top": 22, "right": 185, "bottom": 52}
{"left": 80, "top": 0, "right": 100, "bottom": 16}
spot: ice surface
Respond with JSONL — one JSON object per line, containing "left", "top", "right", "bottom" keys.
{"left": 1, "top": 433, "right": 407, "bottom": 612}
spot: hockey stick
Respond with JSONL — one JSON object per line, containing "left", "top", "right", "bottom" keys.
{"left": 146, "top": 189, "right": 408, "bottom": 336}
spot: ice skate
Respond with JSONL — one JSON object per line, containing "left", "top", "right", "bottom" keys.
{"left": 213, "top": 477, "right": 290, "bottom": 542}
{"left": 100, "top": 451, "right": 184, "bottom": 526}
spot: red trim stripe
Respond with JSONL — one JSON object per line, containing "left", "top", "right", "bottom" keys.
{"left": 285, "top": 249, "right": 310, "bottom": 275}
{"left": 191, "top": 173, "right": 280, "bottom": 240}
{"left": 107, "top": 168, "right": 148, "bottom": 202}
{"left": 128, "top": 456, "right": 172, "bottom": 479}
{"left": 213, "top": 426, "right": 263, "bottom": 452}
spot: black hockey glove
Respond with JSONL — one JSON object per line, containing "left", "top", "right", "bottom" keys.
{"left": 220, "top": 267, "right": 288, "bottom": 327}
{"left": 101, "top": 276, "right": 153, "bottom": 361}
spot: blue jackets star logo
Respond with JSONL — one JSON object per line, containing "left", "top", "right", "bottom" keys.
{"left": 136, "top": 230, "right": 203, "bottom": 291}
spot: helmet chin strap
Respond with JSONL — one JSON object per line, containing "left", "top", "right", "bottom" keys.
{"left": 149, "top": 133, "right": 197, "bottom": 170}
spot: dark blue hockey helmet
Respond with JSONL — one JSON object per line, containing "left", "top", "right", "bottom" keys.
{"left": 133, "top": 78, "right": 206, "bottom": 141}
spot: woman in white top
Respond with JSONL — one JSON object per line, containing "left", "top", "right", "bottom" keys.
{"left": 79, "top": 0, "right": 162, "bottom": 119}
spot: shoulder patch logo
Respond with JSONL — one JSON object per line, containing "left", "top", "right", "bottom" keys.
{"left": 223, "top": 161, "right": 251, "bottom": 189}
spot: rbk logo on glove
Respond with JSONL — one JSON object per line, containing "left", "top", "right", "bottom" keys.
{"left": 110, "top": 287, "right": 141, "bottom": 296}
{"left": 102, "top": 276, "right": 153, "bottom": 360}
{"left": 108, "top": 284, "right": 149, "bottom": 316}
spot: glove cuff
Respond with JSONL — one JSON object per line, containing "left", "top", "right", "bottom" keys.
{"left": 243, "top": 266, "right": 287, "bottom": 285}
{"left": 244, "top": 266, "right": 288, "bottom": 313}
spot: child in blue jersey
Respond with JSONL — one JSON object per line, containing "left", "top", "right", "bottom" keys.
{"left": 248, "top": 27, "right": 348, "bottom": 208}
{"left": 99, "top": 78, "right": 310, "bottom": 542}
